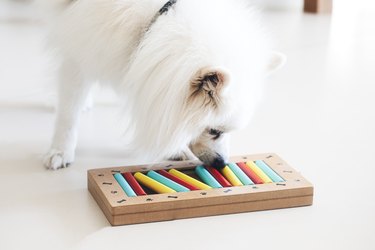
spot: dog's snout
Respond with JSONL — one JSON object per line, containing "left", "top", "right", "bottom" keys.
{"left": 195, "top": 151, "right": 227, "bottom": 169}
{"left": 190, "top": 134, "right": 229, "bottom": 169}
{"left": 210, "top": 155, "right": 226, "bottom": 169}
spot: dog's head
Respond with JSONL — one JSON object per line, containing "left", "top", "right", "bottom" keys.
{"left": 185, "top": 52, "right": 285, "bottom": 168}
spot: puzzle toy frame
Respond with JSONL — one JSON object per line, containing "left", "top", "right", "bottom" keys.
{"left": 88, "top": 153, "right": 313, "bottom": 226}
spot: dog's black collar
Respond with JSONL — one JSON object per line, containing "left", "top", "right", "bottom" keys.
{"left": 158, "top": 0, "right": 177, "bottom": 15}
{"left": 146, "top": 0, "right": 177, "bottom": 32}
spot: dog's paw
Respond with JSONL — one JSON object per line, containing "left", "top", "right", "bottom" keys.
{"left": 44, "top": 149, "right": 74, "bottom": 170}
{"left": 168, "top": 155, "right": 187, "bottom": 161}
{"left": 168, "top": 152, "right": 191, "bottom": 161}
{"left": 168, "top": 149, "right": 197, "bottom": 162}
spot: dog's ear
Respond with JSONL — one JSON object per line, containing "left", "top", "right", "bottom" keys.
{"left": 189, "top": 67, "right": 229, "bottom": 108}
{"left": 267, "top": 51, "right": 286, "bottom": 74}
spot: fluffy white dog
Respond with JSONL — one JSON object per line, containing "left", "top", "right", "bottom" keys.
{"left": 42, "top": 0, "right": 284, "bottom": 170}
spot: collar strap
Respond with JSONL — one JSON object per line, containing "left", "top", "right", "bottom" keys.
{"left": 158, "top": 0, "right": 177, "bottom": 15}
{"left": 146, "top": 0, "right": 178, "bottom": 32}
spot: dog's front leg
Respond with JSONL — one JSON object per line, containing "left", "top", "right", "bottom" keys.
{"left": 44, "top": 61, "right": 90, "bottom": 170}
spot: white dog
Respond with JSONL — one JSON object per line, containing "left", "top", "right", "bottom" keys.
{"left": 42, "top": 0, "right": 284, "bottom": 170}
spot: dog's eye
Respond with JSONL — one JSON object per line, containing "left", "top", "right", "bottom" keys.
{"left": 208, "top": 129, "right": 223, "bottom": 140}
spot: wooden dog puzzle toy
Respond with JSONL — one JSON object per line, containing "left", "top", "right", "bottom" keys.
{"left": 88, "top": 153, "right": 314, "bottom": 226}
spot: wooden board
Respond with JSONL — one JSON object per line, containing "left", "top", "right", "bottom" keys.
{"left": 87, "top": 153, "right": 313, "bottom": 226}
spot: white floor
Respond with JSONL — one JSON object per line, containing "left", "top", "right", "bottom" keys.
{"left": 1, "top": 1, "right": 375, "bottom": 250}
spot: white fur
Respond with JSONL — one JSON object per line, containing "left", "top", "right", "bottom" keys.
{"left": 43, "top": 0, "right": 278, "bottom": 169}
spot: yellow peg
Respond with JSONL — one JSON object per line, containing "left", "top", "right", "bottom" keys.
{"left": 221, "top": 166, "right": 243, "bottom": 186}
{"left": 134, "top": 172, "right": 176, "bottom": 194}
{"left": 168, "top": 169, "right": 212, "bottom": 190}
{"left": 246, "top": 161, "right": 273, "bottom": 183}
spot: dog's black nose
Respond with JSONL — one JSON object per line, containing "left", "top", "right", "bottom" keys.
{"left": 211, "top": 155, "right": 226, "bottom": 169}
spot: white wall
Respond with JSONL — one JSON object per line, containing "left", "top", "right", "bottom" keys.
{"left": 251, "top": 0, "right": 304, "bottom": 11}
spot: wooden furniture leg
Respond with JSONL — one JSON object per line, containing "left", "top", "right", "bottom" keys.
{"left": 304, "top": 0, "right": 332, "bottom": 13}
